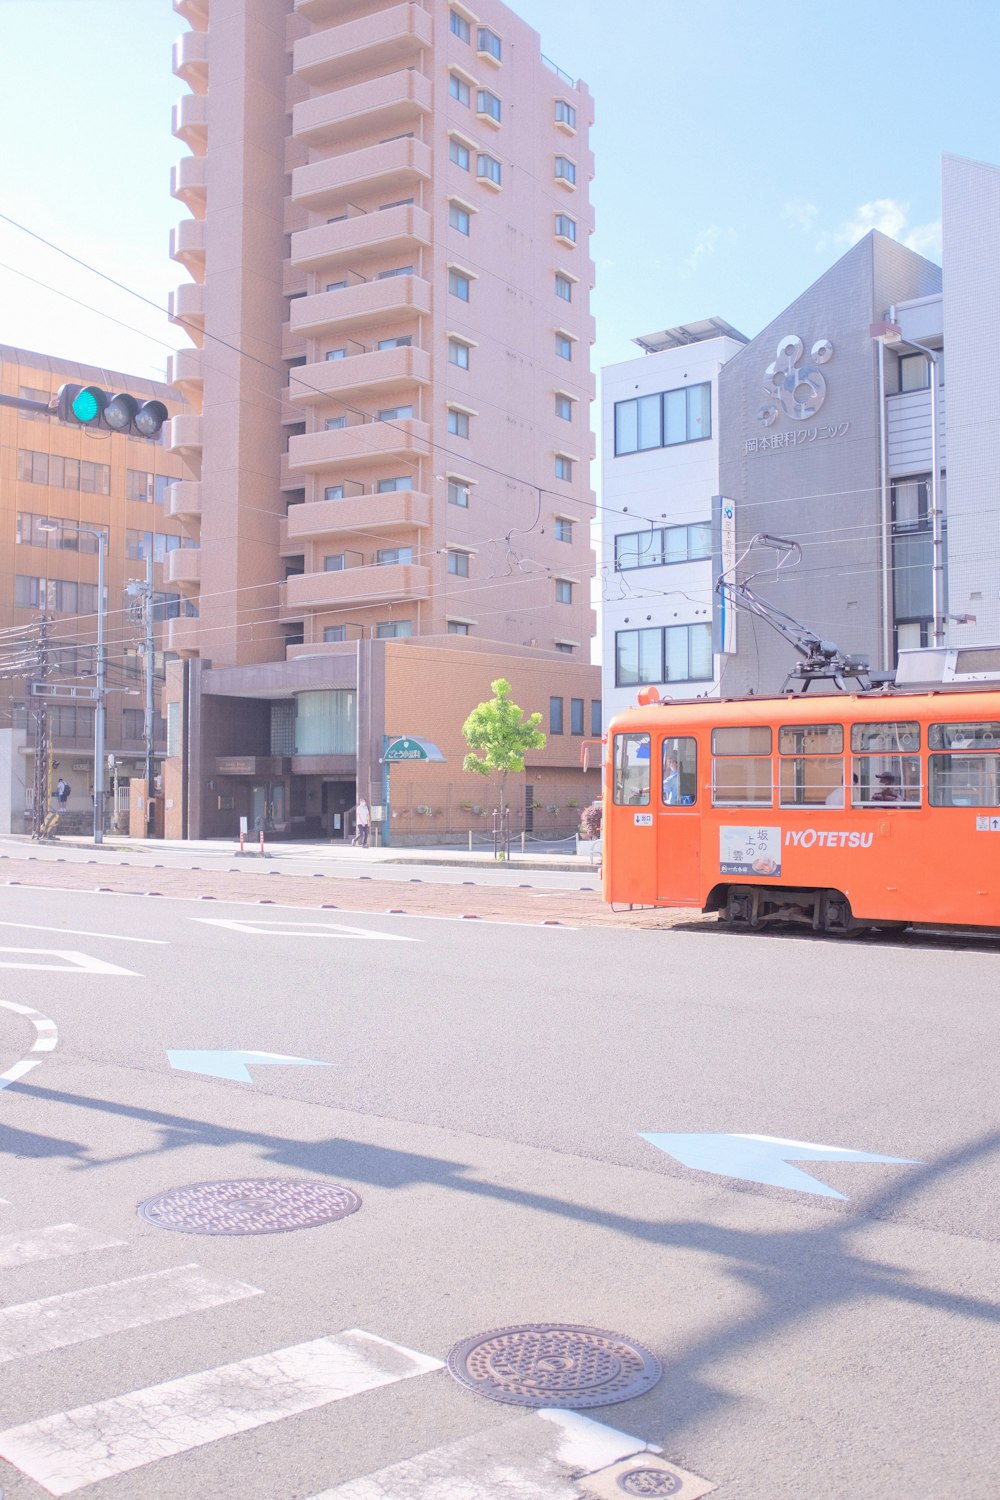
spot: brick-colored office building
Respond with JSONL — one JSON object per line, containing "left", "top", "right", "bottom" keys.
{"left": 163, "top": 0, "right": 600, "bottom": 841}
{"left": 0, "top": 346, "right": 187, "bottom": 834}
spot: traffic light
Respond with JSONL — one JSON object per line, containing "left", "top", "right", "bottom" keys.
{"left": 55, "top": 383, "right": 168, "bottom": 438}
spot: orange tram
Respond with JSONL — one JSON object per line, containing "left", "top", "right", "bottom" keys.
{"left": 602, "top": 687, "right": 1000, "bottom": 934}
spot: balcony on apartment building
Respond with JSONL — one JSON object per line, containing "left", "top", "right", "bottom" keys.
{"left": 170, "top": 154, "right": 207, "bottom": 217}
{"left": 169, "top": 281, "right": 205, "bottom": 339}
{"left": 171, "top": 91, "right": 207, "bottom": 154}
{"left": 287, "top": 489, "right": 431, "bottom": 542}
{"left": 169, "top": 217, "right": 206, "bottom": 280}
{"left": 166, "top": 547, "right": 201, "bottom": 593}
{"left": 285, "top": 344, "right": 431, "bottom": 406}
{"left": 292, "top": 69, "right": 432, "bottom": 149}
{"left": 289, "top": 203, "right": 432, "bottom": 274}
{"left": 294, "top": 3, "right": 431, "bottom": 89}
{"left": 167, "top": 346, "right": 204, "bottom": 401}
{"left": 166, "top": 414, "right": 204, "bottom": 467}
{"left": 886, "top": 383, "right": 948, "bottom": 476}
{"left": 165, "top": 614, "right": 201, "bottom": 657}
{"left": 291, "top": 136, "right": 431, "bottom": 211}
{"left": 284, "top": 558, "right": 431, "bottom": 613}
{"left": 287, "top": 415, "right": 431, "bottom": 472}
{"left": 289, "top": 271, "right": 431, "bottom": 338}
{"left": 172, "top": 27, "right": 208, "bottom": 92}
{"left": 168, "top": 480, "right": 202, "bottom": 523}
{"left": 173, "top": 0, "right": 208, "bottom": 32}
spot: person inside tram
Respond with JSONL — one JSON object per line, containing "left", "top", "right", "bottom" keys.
{"left": 872, "top": 771, "right": 901, "bottom": 802}
{"left": 663, "top": 757, "right": 680, "bottom": 804}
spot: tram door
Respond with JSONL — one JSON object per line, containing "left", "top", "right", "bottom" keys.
{"left": 656, "top": 735, "right": 701, "bottom": 904}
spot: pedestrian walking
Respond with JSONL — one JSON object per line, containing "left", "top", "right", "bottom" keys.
{"left": 353, "top": 797, "right": 370, "bottom": 848}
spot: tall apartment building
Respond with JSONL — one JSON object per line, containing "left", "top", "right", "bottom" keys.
{"left": 0, "top": 346, "right": 187, "bottom": 833}
{"left": 602, "top": 153, "right": 1000, "bottom": 711}
{"left": 165, "top": 0, "right": 600, "bottom": 840}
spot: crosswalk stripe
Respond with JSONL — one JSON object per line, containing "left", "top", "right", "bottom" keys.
{"left": 0, "top": 1263, "right": 262, "bottom": 1363}
{"left": 308, "top": 1408, "right": 657, "bottom": 1498}
{"left": 0, "top": 1223, "right": 125, "bottom": 1270}
{"left": 0, "top": 1328, "right": 444, "bottom": 1496}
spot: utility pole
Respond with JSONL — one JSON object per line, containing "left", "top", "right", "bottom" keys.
{"left": 31, "top": 616, "right": 52, "bottom": 839}
{"left": 144, "top": 554, "right": 155, "bottom": 832}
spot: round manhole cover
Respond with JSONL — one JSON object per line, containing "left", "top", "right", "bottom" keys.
{"left": 138, "top": 1178, "right": 361, "bottom": 1235}
{"left": 446, "top": 1323, "right": 662, "bottom": 1409}
{"left": 617, "top": 1469, "right": 683, "bottom": 1496}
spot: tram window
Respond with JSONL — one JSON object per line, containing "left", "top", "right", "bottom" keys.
{"left": 928, "top": 721, "right": 1000, "bottom": 750}
{"left": 779, "top": 756, "right": 843, "bottom": 807}
{"left": 712, "top": 726, "right": 771, "bottom": 754}
{"left": 662, "top": 736, "right": 697, "bottom": 805}
{"left": 851, "top": 721, "right": 920, "bottom": 752}
{"left": 851, "top": 755, "right": 921, "bottom": 807}
{"left": 778, "top": 724, "right": 843, "bottom": 755}
{"left": 929, "top": 753, "right": 1000, "bottom": 806}
{"left": 613, "top": 732, "right": 650, "bottom": 805}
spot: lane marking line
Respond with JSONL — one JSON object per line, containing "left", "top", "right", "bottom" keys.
{"left": 0, "top": 1001, "right": 59, "bottom": 1092}
{"left": 0, "top": 1224, "right": 125, "bottom": 1271}
{"left": 0, "top": 949, "right": 139, "bottom": 976}
{"left": 0, "top": 1329, "right": 444, "bottom": 1495}
{"left": 0, "top": 922, "right": 166, "bottom": 946}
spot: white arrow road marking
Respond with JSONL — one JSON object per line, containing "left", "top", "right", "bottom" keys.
{"left": 0, "top": 1330, "right": 443, "bottom": 1495}
{"left": 0, "top": 922, "right": 166, "bottom": 945}
{"left": 192, "top": 918, "right": 417, "bottom": 941}
{"left": 0, "top": 1000, "right": 59, "bottom": 1092}
{"left": 0, "top": 948, "right": 139, "bottom": 976}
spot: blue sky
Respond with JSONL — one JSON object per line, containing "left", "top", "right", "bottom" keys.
{"left": 1, "top": 0, "right": 996, "bottom": 383}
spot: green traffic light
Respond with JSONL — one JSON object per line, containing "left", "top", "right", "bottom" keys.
{"left": 71, "top": 388, "right": 101, "bottom": 423}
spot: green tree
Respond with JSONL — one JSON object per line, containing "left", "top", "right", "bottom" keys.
{"left": 462, "top": 677, "right": 546, "bottom": 816}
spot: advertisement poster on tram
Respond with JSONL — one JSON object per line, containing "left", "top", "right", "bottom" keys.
{"left": 720, "top": 825, "right": 782, "bottom": 877}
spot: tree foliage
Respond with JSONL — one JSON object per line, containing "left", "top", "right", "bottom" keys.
{"left": 462, "top": 678, "right": 546, "bottom": 809}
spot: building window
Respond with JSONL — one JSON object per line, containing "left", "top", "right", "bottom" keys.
{"left": 448, "top": 338, "right": 471, "bottom": 369}
{"left": 555, "top": 332, "right": 573, "bottom": 361}
{"left": 555, "top": 641, "right": 574, "bottom": 654}
{"left": 376, "top": 620, "right": 413, "bottom": 638}
{"left": 449, "top": 268, "right": 471, "bottom": 301}
{"left": 378, "top": 404, "right": 413, "bottom": 421}
{"left": 377, "top": 476, "right": 413, "bottom": 492}
{"left": 555, "top": 99, "right": 576, "bottom": 128}
{"left": 449, "top": 8, "right": 470, "bottom": 41}
{"left": 323, "top": 625, "right": 347, "bottom": 642}
{"left": 376, "top": 265, "right": 413, "bottom": 279}
{"left": 555, "top": 455, "right": 573, "bottom": 482}
{"left": 448, "top": 478, "right": 470, "bottom": 507}
{"left": 477, "top": 153, "right": 502, "bottom": 185}
{"left": 477, "top": 89, "right": 501, "bottom": 122}
{"left": 477, "top": 26, "right": 502, "bottom": 59}
{"left": 18, "top": 451, "right": 111, "bottom": 494}
{"left": 449, "top": 202, "right": 471, "bottom": 234}
{"left": 898, "top": 352, "right": 934, "bottom": 393}
{"left": 555, "top": 517, "right": 573, "bottom": 542}
{"left": 326, "top": 279, "right": 348, "bottom": 292}
{"left": 555, "top": 273, "right": 573, "bottom": 302}
{"left": 449, "top": 73, "right": 470, "bottom": 106}
{"left": 891, "top": 474, "right": 936, "bottom": 651}
{"left": 555, "top": 155, "right": 576, "bottom": 185}
{"left": 549, "top": 696, "right": 564, "bottom": 734}
{"left": 555, "top": 394, "right": 573, "bottom": 421}
{"left": 377, "top": 546, "right": 413, "bottom": 566}
{"left": 615, "top": 521, "right": 712, "bottom": 570}
{"left": 555, "top": 213, "right": 577, "bottom": 242}
{"left": 448, "top": 620, "right": 470, "bottom": 635}
{"left": 449, "top": 137, "right": 470, "bottom": 170}
{"left": 324, "top": 485, "right": 345, "bottom": 501}
{"left": 571, "top": 698, "right": 584, "bottom": 735}
{"left": 555, "top": 578, "right": 573, "bottom": 604}
{"left": 615, "top": 623, "right": 713, "bottom": 686}
{"left": 324, "top": 554, "right": 345, "bottom": 571}
{"left": 591, "top": 699, "right": 602, "bottom": 735}
{"left": 377, "top": 335, "right": 412, "bottom": 350}
{"left": 326, "top": 348, "right": 346, "bottom": 361}
{"left": 448, "top": 408, "right": 470, "bottom": 438}
{"left": 324, "top": 416, "right": 347, "bottom": 430}
{"left": 614, "top": 381, "right": 712, "bottom": 455}
{"left": 447, "top": 549, "right": 470, "bottom": 576}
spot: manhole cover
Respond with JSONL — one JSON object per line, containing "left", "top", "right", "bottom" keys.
{"left": 446, "top": 1324, "right": 661, "bottom": 1409}
{"left": 138, "top": 1178, "right": 361, "bottom": 1235}
{"left": 617, "top": 1469, "right": 683, "bottom": 1496}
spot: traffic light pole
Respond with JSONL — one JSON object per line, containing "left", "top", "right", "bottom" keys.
{"left": 144, "top": 554, "right": 155, "bottom": 833}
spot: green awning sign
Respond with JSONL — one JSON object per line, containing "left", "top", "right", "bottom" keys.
{"left": 383, "top": 736, "right": 446, "bottom": 763}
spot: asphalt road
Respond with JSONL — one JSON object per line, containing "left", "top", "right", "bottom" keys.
{"left": 0, "top": 883, "right": 997, "bottom": 1499}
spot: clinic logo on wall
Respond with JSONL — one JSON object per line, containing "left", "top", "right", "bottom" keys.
{"left": 758, "top": 334, "right": 834, "bottom": 427}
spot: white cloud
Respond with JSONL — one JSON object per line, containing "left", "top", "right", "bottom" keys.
{"left": 783, "top": 199, "right": 820, "bottom": 233}
{"left": 834, "top": 197, "right": 941, "bottom": 259}
{"left": 682, "top": 226, "right": 736, "bottom": 277}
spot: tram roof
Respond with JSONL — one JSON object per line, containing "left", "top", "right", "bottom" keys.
{"left": 609, "top": 685, "right": 1000, "bottom": 733}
